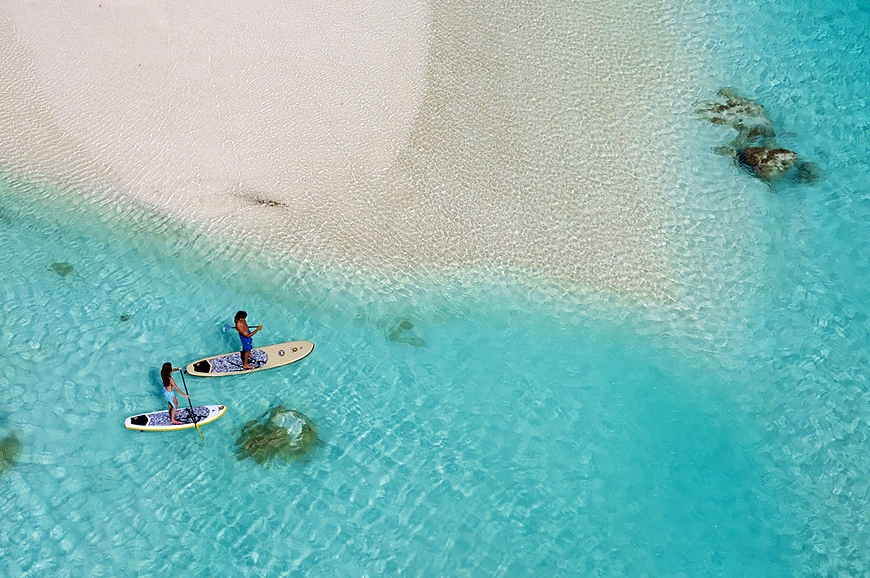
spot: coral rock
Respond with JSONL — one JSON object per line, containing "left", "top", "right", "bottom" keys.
{"left": 740, "top": 147, "right": 798, "bottom": 180}
{"left": 236, "top": 406, "right": 317, "bottom": 466}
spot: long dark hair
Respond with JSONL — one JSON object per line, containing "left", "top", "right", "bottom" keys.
{"left": 234, "top": 310, "right": 247, "bottom": 322}
{"left": 161, "top": 362, "right": 173, "bottom": 387}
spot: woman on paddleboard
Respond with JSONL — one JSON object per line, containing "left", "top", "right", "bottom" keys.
{"left": 234, "top": 310, "right": 262, "bottom": 370}
{"left": 161, "top": 362, "right": 189, "bottom": 424}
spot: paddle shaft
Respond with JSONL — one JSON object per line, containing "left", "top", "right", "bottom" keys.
{"left": 178, "top": 369, "right": 204, "bottom": 441}
{"left": 225, "top": 322, "right": 260, "bottom": 332}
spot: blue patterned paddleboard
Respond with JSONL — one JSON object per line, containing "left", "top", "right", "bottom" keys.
{"left": 124, "top": 405, "right": 227, "bottom": 432}
{"left": 185, "top": 340, "right": 314, "bottom": 377}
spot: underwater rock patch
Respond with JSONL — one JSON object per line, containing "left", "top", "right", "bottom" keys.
{"left": 740, "top": 147, "right": 798, "bottom": 180}
{"left": 48, "top": 261, "right": 75, "bottom": 277}
{"left": 120, "top": 314, "right": 131, "bottom": 322}
{"left": 236, "top": 405, "right": 317, "bottom": 466}
{"left": 699, "top": 88, "right": 818, "bottom": 185}
{"left": 0, "top": 433, "right": 21, "bottom": 473}
{"left": 387, "top": 320, "right": 426, "bottom": 348}
{"left": 698, "top": 88, "right": 775, "bottom": 147}
{"left": 795, "top": 161, "right": 822, "bottom": 185}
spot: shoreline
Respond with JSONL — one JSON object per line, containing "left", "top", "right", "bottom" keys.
{"left": 1, "top": 0, "right": 701, "bottom": 299}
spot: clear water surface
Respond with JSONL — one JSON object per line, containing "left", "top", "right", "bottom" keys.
{"left": 2, "top": 0, "right": 870, "bottom": 576}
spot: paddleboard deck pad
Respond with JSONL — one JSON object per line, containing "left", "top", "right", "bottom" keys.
{"left": 125, "top": 405, "right": 227, "bottom": 432}
{"left": 185, "top": 340, "right": 314, "bottom": 377}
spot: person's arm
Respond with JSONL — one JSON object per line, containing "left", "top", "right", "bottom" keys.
{"left": 237, "top": 321, "right": 254, "bottom": 338}
{"left": 173, "top": 383, "right": 190, "bottom": 399}
{"left": 238, "top": 322, "right": 262, "bottom": 338}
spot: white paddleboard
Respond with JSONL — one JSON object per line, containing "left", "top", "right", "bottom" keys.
{"left": 124, "top": 405, "right": 227, "bottom": 432}
{"left": 185, "top": 340, "right": 314, "bottom": 377}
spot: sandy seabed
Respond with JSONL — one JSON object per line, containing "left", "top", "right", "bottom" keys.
{"left": 0, "top": 0, "right": 700, "bottom": 297}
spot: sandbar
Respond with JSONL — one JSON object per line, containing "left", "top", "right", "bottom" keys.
{"left": 0, "top": 0, "right": 696, "bottom": 296}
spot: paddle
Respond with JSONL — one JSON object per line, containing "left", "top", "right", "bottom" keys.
{"left": 177, "top": 369, "right": 204, "bottom": 441}
{"left": 223, "top": 322, "right": 260, "bottom": 333}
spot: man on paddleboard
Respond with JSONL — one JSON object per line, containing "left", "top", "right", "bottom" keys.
{"left": 234, "top": 310, "right": 262, "bottom": 369}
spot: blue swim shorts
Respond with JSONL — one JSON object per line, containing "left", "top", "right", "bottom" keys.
{"left": 240, "top": 335, "right": 253, "bottom": 352}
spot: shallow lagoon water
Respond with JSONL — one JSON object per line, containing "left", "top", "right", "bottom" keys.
{"left": 0, "top": 177, "right": 782, "bottom": 575}
{"left": 2, "top": 0, "right": 870, "bottom": 576}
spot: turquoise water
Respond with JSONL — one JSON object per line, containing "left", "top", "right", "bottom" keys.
{"left": 2, "top": 1, "right": 870, "bottom": 577}
{"left": 0, "top": 176, "right": 777, "bottom": 576}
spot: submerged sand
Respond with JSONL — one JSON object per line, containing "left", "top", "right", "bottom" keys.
{"left": 0, "top": 0, "right": 697, "bottom": 296}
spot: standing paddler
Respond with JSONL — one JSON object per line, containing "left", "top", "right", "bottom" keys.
{"left": 160, "top": 362, "right": 189, "bottom": 424}
{"left": 234, "top": 310, "right": 262, "bottom": 370}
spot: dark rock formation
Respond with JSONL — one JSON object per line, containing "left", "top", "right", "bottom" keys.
{"left": 388, "top": 319, "right": 426, "bottom": 347}
{"left": 740, "top": 147, "right": 798, "bottom": 180}
{"left": 699, "top": 88, "right": 775, "bottom": 149}
{"left": 794, "top": 161, "right": 822, "bottom": 185}
{"left": 699, "top": 88, "right": 817, "bottom": 185}
{"left": 48, "top": 261, "right": 75, "bottom": 277}
{"left": 0, "top": 433, "right": 21, "bottom": 473}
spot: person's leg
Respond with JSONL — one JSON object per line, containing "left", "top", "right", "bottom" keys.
{"left": 169, "top": 401, "right": 181, "bottom": 424}
{"left": 242, "top": 339, "right": 253, "bottom": 368}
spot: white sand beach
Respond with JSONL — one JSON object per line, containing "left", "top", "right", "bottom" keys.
{"left": 0, "top": 0, "right": 696, "bottom": 295}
